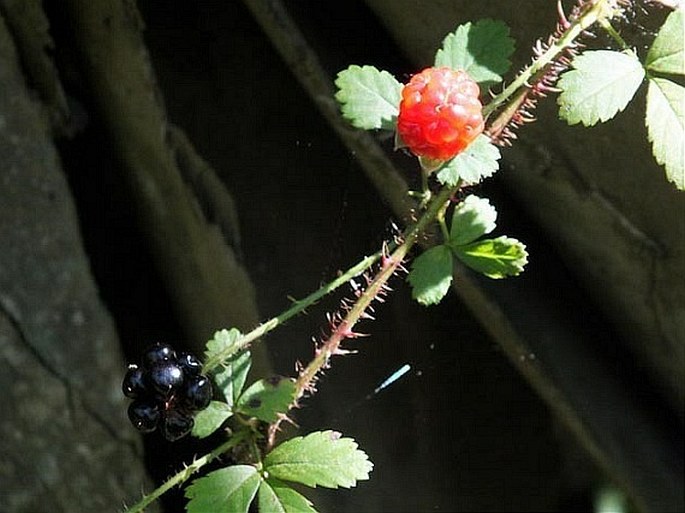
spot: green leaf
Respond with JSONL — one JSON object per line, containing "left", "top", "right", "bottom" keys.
{"left": 204, "top": 328, "right": 243, "bottom": 362}
{"left": 453, "top": 236, "right": 528, "bottom": 279}
{"left": 335, "top": 65, "right": 402, "bottom": 130}
{"left": 191, "top": 401, "right": 233, "bottom": 439}
{"left": 646, "top": 77, "right": 684, "bottom": 189}
{"left": 185, "top": 465, "right": 260, "bottom": 513}
{"left": 434, "top": 19, "right": 514, "bottom": 87}
{"left": 258, "top": 478, "right": 318, "bottom": 513}
{"left": 235, "top": 376, "right": 297, "bottom": 423}
{"left": 265, "top": 431, "right": 372, "bottom": 489}
{"left": 407, "top": 245, "right": 454, "bottom": 306}
{"left": 214, "top": 349, "right": 252, "bottom": 407}
{"left": 646, "top": 9, "right": 684, "bottom": 76}
{"left": 436, "top": 134, "right": 501, "bottom": 186}
{"left": 558, "top": 50, "right": 645, "bottom": 126}
{"left": 449, "top": 195, "right": 497, "bottom": 246}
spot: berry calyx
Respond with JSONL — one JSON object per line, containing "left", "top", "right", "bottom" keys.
{"left": 397, "top": 67, "right": 484, "bottom": 162}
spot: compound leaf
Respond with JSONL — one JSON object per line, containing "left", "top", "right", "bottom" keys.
{"left": 185, "top": 465, "right": 260, "bottom": 513}
{"left": 335, "top": 65, "right": 402, "bottom": 130}
{"left": 235, "top": 376, "right": 296, "bottom": 423}
{"left": 258, "top": 478, "right": 318, "bottom": 513}
{"left": 646, "top": 77, "right": 684, "bottom": 189}
{"left": 264, "top": 430, "right": 373, "bottom": 489}
{"left": 449, "top": 195, "right": 498, "bottom": 246}
{"left": 436, "top": 134, "right": 501, "bottom": 186}
{"left": 558, "top": 50, "right": 645, "bottom": 126}
{"left": 214, "top": 349, "right": 252, "bottom": 407}
{"left": 434, "top": 19, "right": 514, "bottom": 88}
{"left": 191, "top": 401, "right": 233, "bottom": 439}
{"left": 204, "top": 328, "right": 242, "bottom": 362}
{"left": 407, "top": 245, "right": 454, "bottom": 306}
{"left": 645, "top": 9, "right": 684, "bottom": 76}
{"left": 454, "top": 236, "right": 528, "bottom": 279}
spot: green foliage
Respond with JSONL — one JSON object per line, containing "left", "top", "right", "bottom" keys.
{"left": 185, "top": 466, "right": 260, "bottom": 513}
{"left": 235, "top": 377, "right": 297, "bottom": 423}
{"left": 407, "top": 245, "right": 454, "bottom": 306}
{"left": 435, "top": 134, "right": 501, "bottom": 186}
{"left": 645, "top": 9, "right": 684, "bottom": 76}
{"left": 258, "top": 478, "right": 318, "bottom": 513}
{"left": 264, "top": 430, "right": 373, "bottom": 489}
{"left": 334, "top": 65, "right": 402, "bottom": 130}
{"left": 558, "top": 50, "right": 645, "bottom": 126}
{"left": 434, "top": 19, "right": 514, "bottom": 87}
{"left": 214, "top": 349, "right": 252, "bottom": 407}
{"left": 204, "top": 328, "right": 243, "bottom": 362}
{"left": 449, "top": 195, "right": 497, "bottom": 246}
{"left": 453, "top": 236, "right": 528, "bottom": 279}
{"left": 192, "top": 401, "right": 233, "bottom": 439}
{"left": 646, "top": 77, "right": 684, "bottom": 189}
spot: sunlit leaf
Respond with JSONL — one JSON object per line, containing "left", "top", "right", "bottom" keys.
{"left": 449, "top": 195, "right": 497, "bottom": 246}
{"left": 204, "top": 328, "right": 242, "bottom": 362}
{"left": 235, "top": 377, "right": 296, "bottom": 423}
{"left": 258, "top": 478, "right": 318, "bottom": 513}
{"left": 453, "top": 236, "right": 528, "bottom": 279}
{"left": 436, "top": 135, "right": 501, "bottom": 186}
{"left": 558, "top": 50, "right": 645, "bottom": 126}
{"left": 335, "top": 65, "right": 402, "bottom": 130}
{"left": 191, "top": 401, "right": 233, "bottom": 439}
{"left": 645, "top": 9, "right": 684, "bottom": 76}
{"left": 434, "top": 19, "right": 514, "bottom": 87}
{"left": 264, "top": 430, "right": 373, "bottom": 489}
{"left": 407, "top": 245, "right": 454, "bottom": 306}
{"left": 646, "top": 77, "right": 684, "bottom": 189}
{"left": 185, "top": 465, "right": 260, "bottom": 513}
{"left": 214, "top": 349, "right": 252, "bottom": 407}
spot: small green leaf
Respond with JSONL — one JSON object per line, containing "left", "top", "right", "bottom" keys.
{"left": 264, "top": 430, "right": 373, "bottom": 489}
{"left": 646, "top": 77, "right": 684, "bottom": 189}
{"left": 204, "top": 328, "right": 243, "bottom": 361}
{"left": 192, "top": 401, "right": 233, "bottom": 439}
{"left": 214, "top": 350, "right": 252, "bottom": 407}
{"left": 646, "top": 9, "right": 684, "bottom": 76}
{"left": 258, "top": 478, "right": 318, "bottom": 513}
{"left": 449, "top": 195, "right": 497, "bottom": 246}
{"left": 335, "top": 65, "right": 402, "bottom": 130}
{"left": 185, "top": 465, "right": 260, "bottom": 513}
{"left": 436, "top": 134, "right": 501, "bottom": 186}
{"left": 235, "top": 376, "right": 297, "bottom": 423}
{"left": 407, "top": 245, "right": 454, "bottom": 306}
{"left": 453, "top": 236, "right": 528, "bottom": 279}
{"left": 434, "top": 19, "right": 514, "bottom": 88}
{"left": 558, "top": 50, "right": 645, "bottom": 126}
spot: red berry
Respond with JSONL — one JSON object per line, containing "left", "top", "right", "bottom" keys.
{"left": 397, "top": 67, "right": 484, "bottom": 162}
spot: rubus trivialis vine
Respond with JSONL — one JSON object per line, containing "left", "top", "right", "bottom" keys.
{"left": 122, "top": 1, "right": 683, "bottom": 511}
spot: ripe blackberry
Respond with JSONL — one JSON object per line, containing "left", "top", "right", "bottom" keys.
{"left": 162, "top": 410, "right": 194, "bottom": 441}
{"left": 177, "top": 352, "right": 202, "bottom": 376}
{"left": 142, "top": 342, "right": 176, "bottom": 369}
{"left": 181, "top": 375, "right": 213, "bottom": 411}
{"left": 128, "top": 400, "right": 160, "bottom": 433}
{"left": 122, "top": 364, "right": 147, "bottom": 399}
{"left": 148, "top": 361, "right": 184, "bottom": 398}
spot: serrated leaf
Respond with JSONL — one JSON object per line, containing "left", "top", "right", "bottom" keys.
{"left": 235, "top": 376, "right": 296, "bottom": 423}
{"left": 646, "top": 77, "right": 684, "bottom": 189}
{"left": 335, "top": 65, "right": 402, "bottom": 130}
{"left": 204, "top": 328, "right": 243, "bottom": 361}
{"left": 646, "top": 9, "right": 684, "bottom": 76}
{"left": 434, "top": 19, "right": 514, "bottom": 87}
{"left": 558, "top": 50, "right": 645, "bottom": 126}
{"left": 407, "top": 245, "right": 454, "bottom": 306}
{"left": 258, "top": 478, "right": 318, "bottom": 513}
{"left": 454, "top": 236, "right": 528, "bottom": 279}
{"left": 185, "top": 465, "right": 260, "bottom": 513}
{"left": 449, "top": 195, "right": 498, "bottom": 246}
{"left": 264, "top": 430, "right": 373, "bottom": 489}
{"left": 436, "top": 134, "right": 501, "bottom": 186}
{"left": 214, "top": 350, "right": 252, "bottom": 407}
{"left": 191, "top": 401, "right": 233, "bottom": 439}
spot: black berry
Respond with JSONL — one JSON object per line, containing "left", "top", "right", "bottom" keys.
{"left": 162, "top": 410, "right": 194, "bottom": 441}
{"left": 149, "top": 361, "right": 184, "bottom": 397}
{"left": 128, "top": 400, "right": 160, "bottom": 433}
{"left": 181, "top": 375, "right": 213, "bottom": 411}
{"left": 142, "top": 342, "right": 176, "bottom": 369}
{"left": 122, "top": 364, "right": 147, "bottom": 399}
{"left": 177, "top": 352, "right": 202, "bottom": 376}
